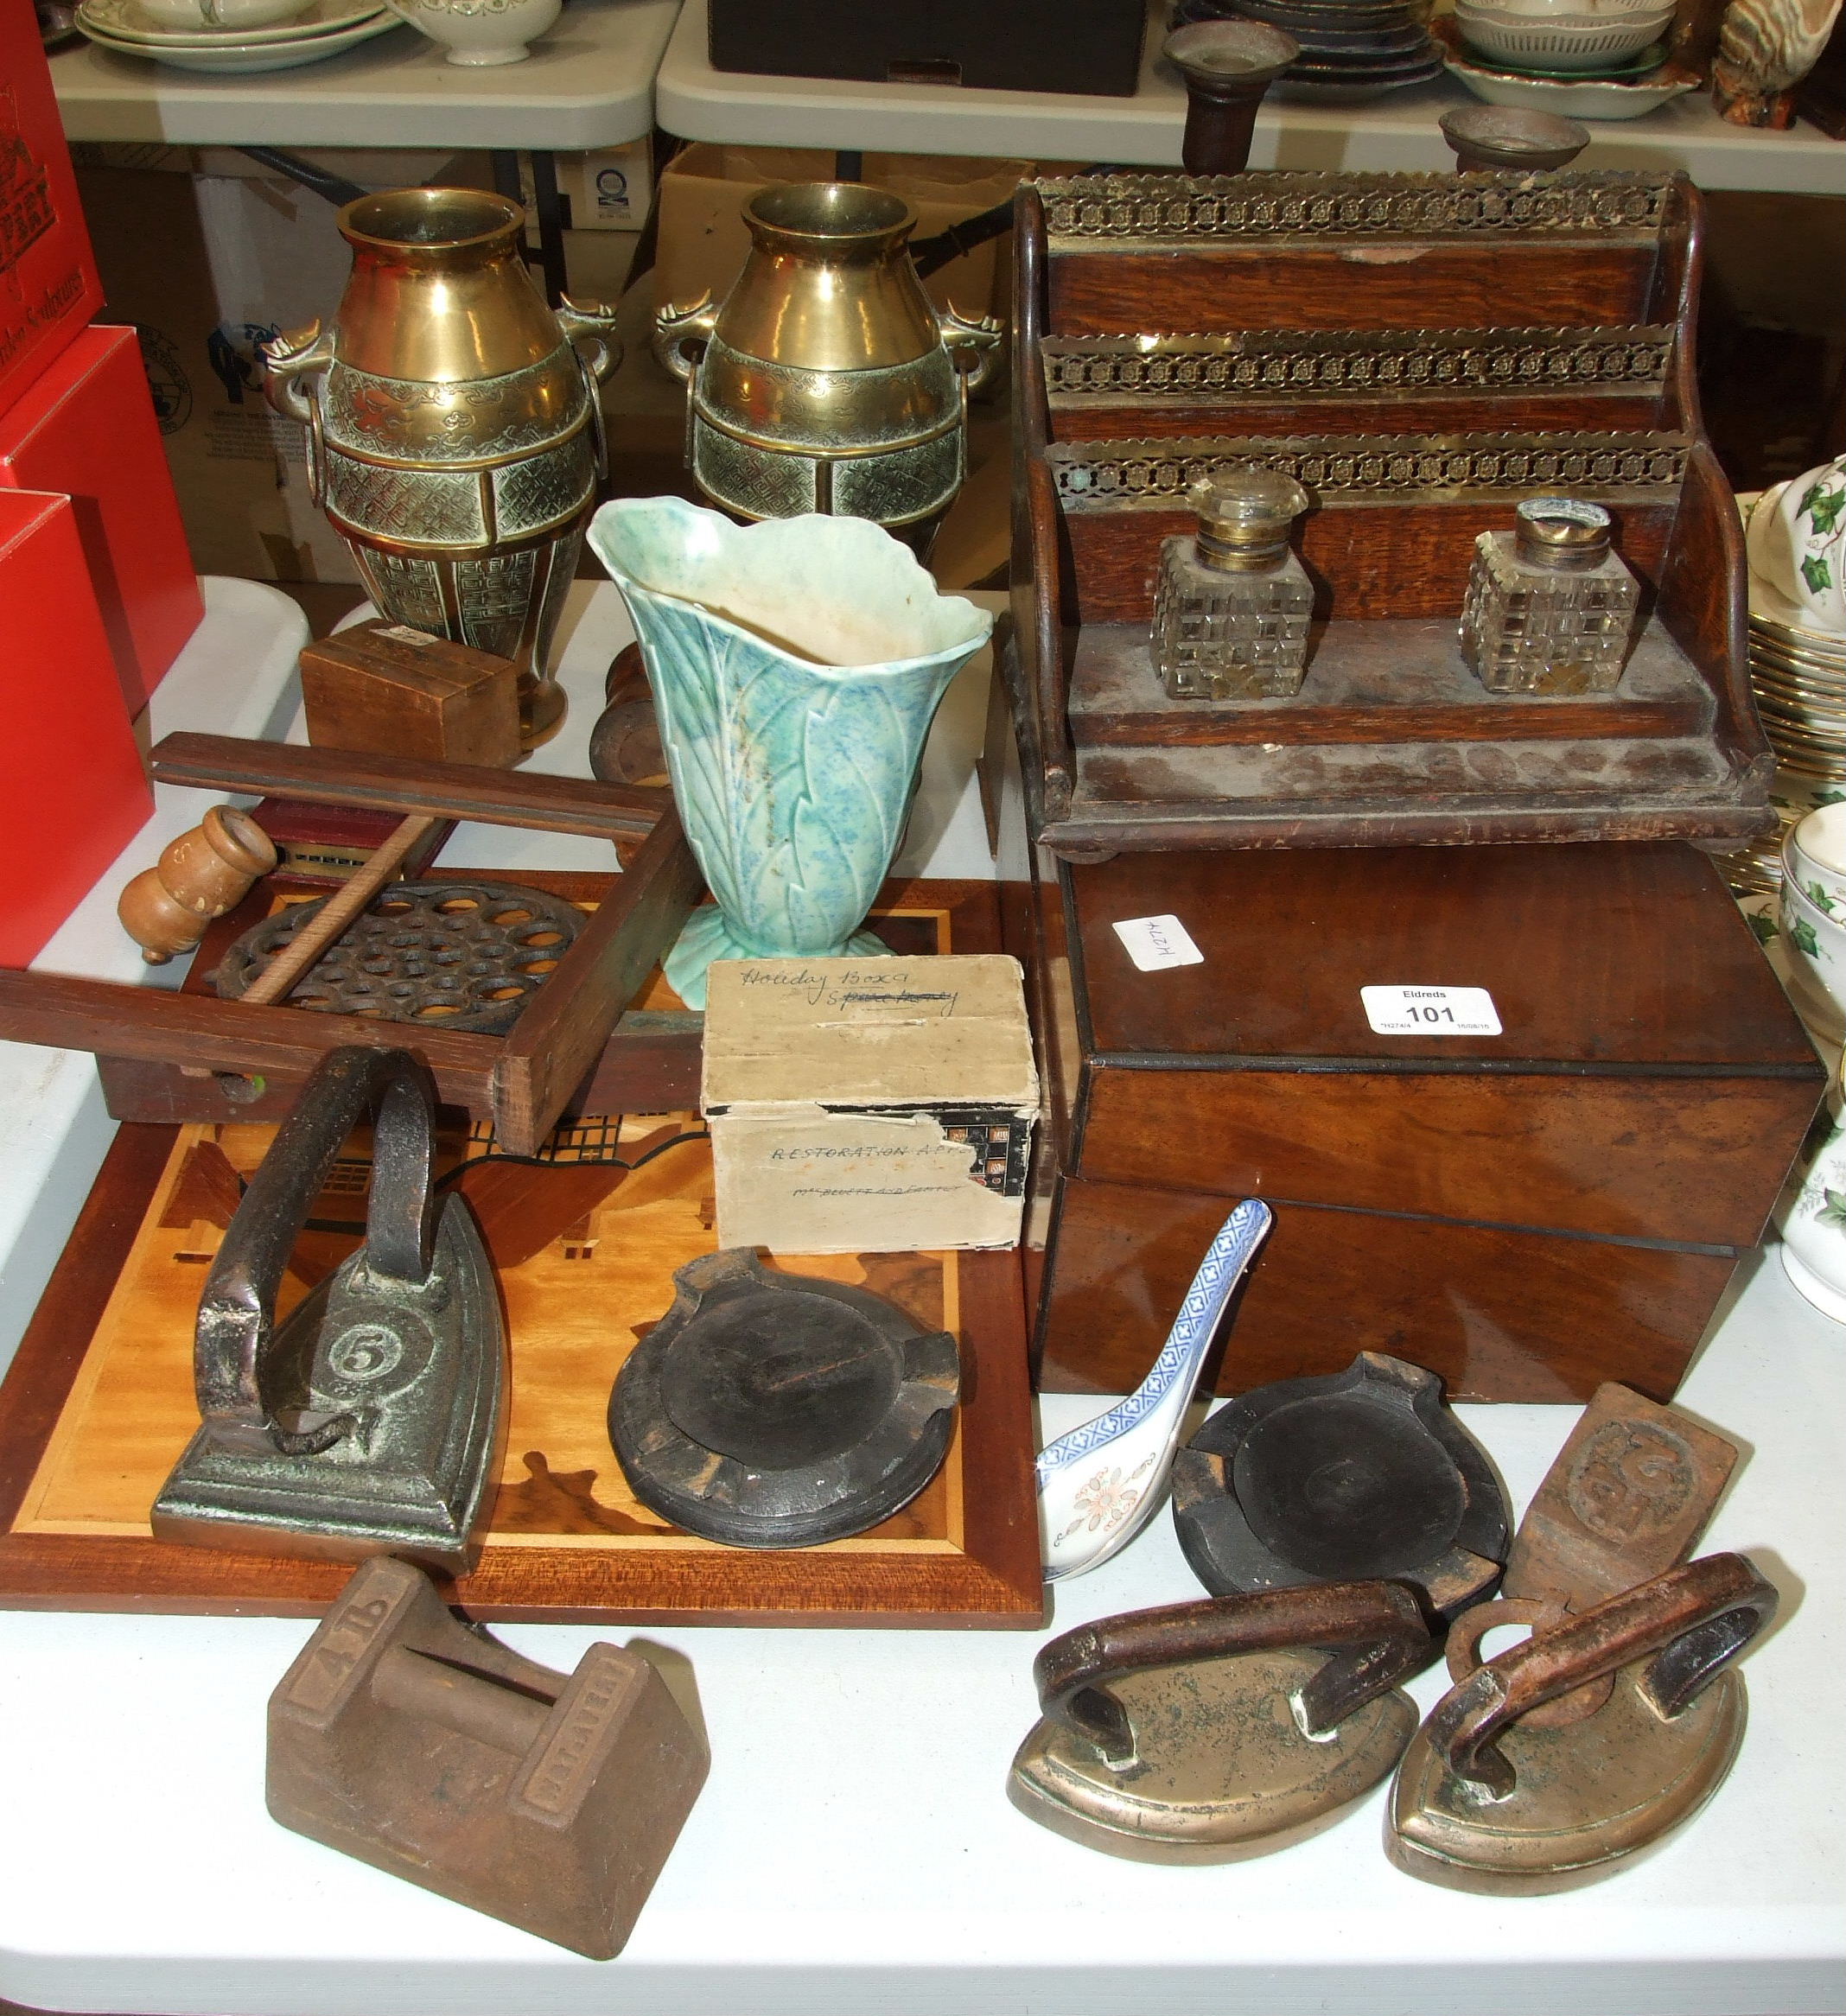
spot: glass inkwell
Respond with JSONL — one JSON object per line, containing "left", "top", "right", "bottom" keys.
{"left": 1151, "top": 469, "right": 1314, "bottom": 702}
{"left": 1459, "top": 496, "right": 1641, "bottom": 696}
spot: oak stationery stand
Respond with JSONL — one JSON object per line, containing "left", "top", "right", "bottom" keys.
{"left": 1008, "top": 170, "right": 1774, "bottom": 861}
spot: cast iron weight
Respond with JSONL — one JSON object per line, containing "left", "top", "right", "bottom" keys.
{"left": 610, "top": 1248, "right": 960, "bottom": 1548}
{"left": 1390, "top": 1552, "right": 1779, "bottom": 1894}
{"left": 1172, "top": 1352, "right": 1511, "bottom": 1619}
{"left": 1009, "top": 1580, "right": 1433, "bottom": 1862}
{"left": 269, "top": 1555, "right": 709, "bottom": 1957}
{"left": 152, "top": 1045, "right": 506, "bottom": 1571}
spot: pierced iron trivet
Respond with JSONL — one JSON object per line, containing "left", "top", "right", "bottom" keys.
{"left": 609, "top": 1249, "right": 960, "bottom": 1549}
{"left": 213, "top": 881, "right": 583, "bottom": 1036}
{"left": 1172, "top": 1352, "right": 1511, "bottom": 1619}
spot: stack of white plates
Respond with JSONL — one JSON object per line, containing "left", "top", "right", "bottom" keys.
{"left": 1722, "top": 586, "right": 1846, "bottom": 899}
{"left": 75, "top": 0, "right": 402, "bottom": 72}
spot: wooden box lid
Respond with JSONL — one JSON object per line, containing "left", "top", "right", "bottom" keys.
{"left": 1066, "top": 841, "right": 1818, "bottom": 1074}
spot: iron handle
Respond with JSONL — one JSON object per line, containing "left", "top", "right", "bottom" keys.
{"left": 1423, "top": 1552, "right": 1779, "bottom": 1799}
{"left": 1036, "top": 1581, "right": 1432, "bottom": 1767}
{"left": 194, "top": 1046, "right": 438, "bottom": 1447}
{"left": 371, "top": 1644, "right": 554, "bottom": 1756}
{"left": 939, "top": 304, "right": 1003, "bottom": 396}
{"left": 652, "top": 296, "right": 719, "bottom": 385}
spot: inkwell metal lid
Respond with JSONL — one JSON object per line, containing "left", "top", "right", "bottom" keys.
{"left": 1190, "top": 470, "right": 1311, "bottom": 573}
{"left": 609, "top": 1248, "right": 960, "bottom": 1548}
{"left": 1513, "top": 496, "right": 1614, "bottom": 572}
{"left": 1171, "top": 1351, "right": 1511, "bottom": 1617}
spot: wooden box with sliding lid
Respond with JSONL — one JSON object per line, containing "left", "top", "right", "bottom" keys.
{"left": 1014, "top": 838, "right": 1824, "bottom": 1402}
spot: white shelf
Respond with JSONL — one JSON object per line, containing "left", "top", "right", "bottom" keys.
{"left": 49, "top": 0, "right": 680, "bottom": 150}
{"left": 656, "top": 0, "right": 1846, "bottom": 195}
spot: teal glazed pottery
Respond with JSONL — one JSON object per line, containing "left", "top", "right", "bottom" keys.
{"left": 589, "top": 496, "right": 993, "bottom": 1008}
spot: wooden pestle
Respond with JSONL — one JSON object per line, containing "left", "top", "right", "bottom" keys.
{"left": 237, "top": 812, "right": 436, "bottom": 1008}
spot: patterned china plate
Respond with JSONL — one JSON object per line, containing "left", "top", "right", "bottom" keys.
{"left": 78, "top": 0, "right": 381, "bottom": 41}
{"left": 1434, "top": 19, "right": 1696, "bottom": 114}
{"left": 78, "top": 6, "right": 398, "bottom": 62}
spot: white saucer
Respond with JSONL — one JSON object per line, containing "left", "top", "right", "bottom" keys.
{"left": 79, "top": 7, "right": 398, "bottom": 65}
{"left": 1441, "top": 42, "right": 1696, "bottom": 115}
{"left": 78, "top": 0, "right": 381, "bottom": 41}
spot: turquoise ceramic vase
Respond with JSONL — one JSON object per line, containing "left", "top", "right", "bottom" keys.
{"left": 589, "top": 496, "right": 993, "bottom": 1008}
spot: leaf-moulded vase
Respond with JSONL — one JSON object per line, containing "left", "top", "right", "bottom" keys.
{"left": 589, "top": 497, "right": 994, "bottom": 1008}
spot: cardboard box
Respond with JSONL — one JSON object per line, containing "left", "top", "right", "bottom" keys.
{"left": 0, "top": 489, "right": 154, "bottom": 967}
{"left": 0, "top": 0, "right": 104, "bottom": 414}
{"left": 653, "top": 146, "right": 1028, "bottom": 322}
{"left": 702, "top": 955, "right": 1039, "bottom": 1255}
{"left": 0, "top": 324, "right": 202, "bottom": 714}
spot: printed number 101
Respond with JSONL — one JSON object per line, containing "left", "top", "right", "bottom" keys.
{"left": 1404, "top": 1005, "right": 1456, "bottom": 1023}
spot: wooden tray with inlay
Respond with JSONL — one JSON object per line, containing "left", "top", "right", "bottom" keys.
{"left": 0, "top": 881, "right": 1042, "bottom": 1625}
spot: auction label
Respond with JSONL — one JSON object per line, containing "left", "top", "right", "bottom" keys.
{"left": 1361, "top": 984, "right": 1502, "bottom": 1036}
{"left": 1112, "top": 914, "right": 1204, "bottom": 971}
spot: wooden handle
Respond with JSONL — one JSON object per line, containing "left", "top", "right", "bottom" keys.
{"left": 1422, "top": 1553, "right": 1779, "bottom": 1799}
{"left": 1034, "top": 1581, "right": 1432, "bottom": 1765}
{"left": 239, "top": 813, "right": 434, "bottom": 1008}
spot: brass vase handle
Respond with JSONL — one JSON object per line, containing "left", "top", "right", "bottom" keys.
{"left": 652, "top": 296, "right": 720, "bottom": 385}
{"left": 260, "top": 321, "right": 335, "bottom": 505}
{"left": 1422, "top": 1553, "right": 1779, "bottom": 1799}
{"left": 939, "top": 305, "right": 1003, "bottom": 396}
{"left": 1034, "top": 1581, "right": 1432, "bottom": 1768}
{"left": 556, "top": 295, "right": 624, "bottom": 385}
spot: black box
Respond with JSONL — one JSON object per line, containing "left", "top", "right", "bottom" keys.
{"left": 708, "top": 0, "right": 1149, "bottom": 98}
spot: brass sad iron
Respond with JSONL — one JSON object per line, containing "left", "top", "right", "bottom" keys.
{"left": 152, "top": 1046, "right": 506, "bottom": 1571}
{"left": 1009, "top": 1580, "right": 1432, "bottom": 1863}
{"left": 1389, "top": 1552, "right": 1778, "bottom": 1895}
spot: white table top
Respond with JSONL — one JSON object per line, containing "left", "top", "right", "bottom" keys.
{"left": 49, "top": 0, "right": 678, "bottom": 150}
{"left": 655, "top": 0, "right": 1846, "bottom": 195}
{"left": 0, "top": 578, "right": 1842, "bottom": 2015}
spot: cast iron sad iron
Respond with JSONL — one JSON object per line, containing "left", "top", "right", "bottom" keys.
{"left": 1172, "top": 1352, "right": 1510, "bottom": 1619}
{"left": 152, "top": 1046, "right": 506, "bottom": 1570}
{"left": 1009, "top": 1581, "right": 1432, "bottom": 1863}
{"left": 1389, "top": 1552, "right": 1778, "bottom": 1893}
{"left": 609, "top": 1248, "right": 959, "bottom": 1548}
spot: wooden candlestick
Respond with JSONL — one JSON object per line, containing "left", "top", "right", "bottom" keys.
{"left": 118, "top": 805, "right": 277, "bottom": 965}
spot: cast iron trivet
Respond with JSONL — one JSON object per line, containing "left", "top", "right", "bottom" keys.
{"left": 213, "top": 881, "right": 582, "bottom": 1035}
{"left": 609, "top": 1249, "right": 960, "bottom": 1549}
{"left": 1171, "top": 1352, "right": 1510, "bottom": 1618}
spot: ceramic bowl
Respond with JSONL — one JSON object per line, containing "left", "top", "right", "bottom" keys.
{"left": 1779, "top": 1058, "right": 1846, "bottom": 1324}
{"left": 1777, "top": 872, "right": 1846, "bottom": 1044}
{"left": 135, "top": 0, "right": 310, "bottom": 26}
{"left": 1787, "top": 803, "right": 1846, "bottom": 925}
{"left": 386, "top": 0, "right": 558, "bottom": 63}
{"left": 1436, "top": 22, "right": 1694, "bottom": 111}
{"left": 1454, "top": 1, "right": 1673, "bottom": 68}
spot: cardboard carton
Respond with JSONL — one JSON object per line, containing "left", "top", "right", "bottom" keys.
{"left": 702, "top": 955, "right": 1040, "bottom": 1255}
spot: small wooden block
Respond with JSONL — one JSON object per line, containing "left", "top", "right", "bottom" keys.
{"left": 301, "top": 620, "right": 521, "bottom": 769}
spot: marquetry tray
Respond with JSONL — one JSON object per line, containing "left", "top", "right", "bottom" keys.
{"left": 0, "top": 883, "right": 1042, "bottom": 1627}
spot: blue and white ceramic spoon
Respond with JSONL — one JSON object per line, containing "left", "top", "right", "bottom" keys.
{"left": 1035, "top": 1199, "right": 1272, "bottom": 1583}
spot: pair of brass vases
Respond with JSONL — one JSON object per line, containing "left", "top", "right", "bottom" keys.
{"left": 264, "top": 181, "right": 997, "bottom": 750}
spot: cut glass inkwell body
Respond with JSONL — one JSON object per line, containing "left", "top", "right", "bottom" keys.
{"left": 1152, "top": 470, "right": 1314, "bottom": 701}
{"left": 1460, "top": 496, "right": 1641, "bottom": 696}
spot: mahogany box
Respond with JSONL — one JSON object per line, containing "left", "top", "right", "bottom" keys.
{"left": 1012, "top": 838, "right": 1825, "bottom": 1403}
{"left": 0, "top": 325, "right": 202, "bottom": 714}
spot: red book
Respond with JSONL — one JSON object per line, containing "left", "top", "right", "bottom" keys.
{"left": 0, "top": 324, "right": 203, "bottom": 714}
{"left": 0, "top": 0, "right": 104, "bottom": 411}
{"left": 0, "top": 487, "right": 153, "bottom": 967}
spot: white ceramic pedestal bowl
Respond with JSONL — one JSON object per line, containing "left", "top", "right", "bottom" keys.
{"left": 1788, "top": 802, "right": 1846, "bottom": 918}
{"left": 387, "top": 0, "right": 558, "bottom": 63}
{"left": 1747, "top": 457, "right": 1846, "bottom": 638}
{"left": 1782, "top": 1062, "right": 1846, "bottom": 1323}
{"left": 1778, "top": 871, "right": 1846, "bottom": 1045}
{"left": 1455, "top": 0, "right": 1674, "bottom": 68}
